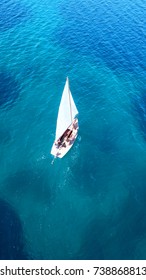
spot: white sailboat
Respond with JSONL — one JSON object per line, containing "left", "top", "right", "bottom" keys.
{"left": 51, "top": 77, "right": 79, "bottom": 158}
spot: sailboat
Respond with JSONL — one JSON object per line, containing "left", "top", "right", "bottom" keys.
{"left": 51, "top": 77, "right": 79, "bottom": 158}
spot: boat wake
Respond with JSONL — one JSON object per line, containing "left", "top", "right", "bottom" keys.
{"left": 36, "top": 154, "right": 47, "bottom": 162}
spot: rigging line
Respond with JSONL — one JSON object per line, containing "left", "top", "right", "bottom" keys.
{"left": 68, "top": 77, "right": 73, "bottom": 123}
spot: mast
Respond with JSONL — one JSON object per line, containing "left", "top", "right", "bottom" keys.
{"left": 68, "top": 77, "right": 73, "bottom": 123}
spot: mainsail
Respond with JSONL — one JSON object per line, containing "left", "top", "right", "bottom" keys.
{"left": 55, "top": 77, "right": 78, "bottom": 140}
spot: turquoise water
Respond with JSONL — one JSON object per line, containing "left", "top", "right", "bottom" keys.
{"left": 0, "top": 0, "right": 146, "bottom": 259}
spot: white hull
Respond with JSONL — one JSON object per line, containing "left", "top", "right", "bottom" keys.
{"left": 51, "top": 134, "right": 78, "bottom": 158}
{"left": 51, "top": 120, "right": 78, "bottom": 158}
{"left": 50, "top": 78, "right": 79, "bottom": 159}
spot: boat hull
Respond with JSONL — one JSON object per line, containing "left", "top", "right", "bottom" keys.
{"left": 51, "top": 134, "right": 78, "bottom": 158}
{"left": 51, "top": 120, "right": 79, "bottom": 158}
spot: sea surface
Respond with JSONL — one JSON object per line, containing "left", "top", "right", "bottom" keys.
{"left": 0, "top": 0, "right": 146, "bottom": 260}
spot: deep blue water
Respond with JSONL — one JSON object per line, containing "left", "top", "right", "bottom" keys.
{"left": 0, "top": 0, "right": 146, "bottom": 260}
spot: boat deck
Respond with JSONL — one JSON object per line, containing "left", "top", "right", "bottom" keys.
{"left": 51, "top": 120, "right": 78, "bottom": 158}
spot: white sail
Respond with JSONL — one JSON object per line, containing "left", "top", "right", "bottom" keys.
{"left": 55, "top": 77, "right": 78, "bottom": 140}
